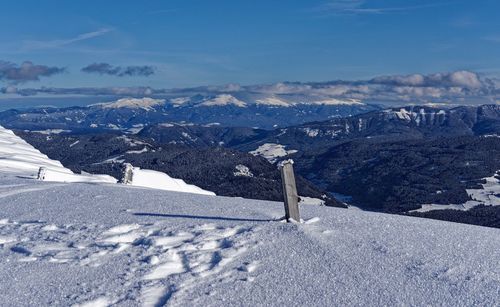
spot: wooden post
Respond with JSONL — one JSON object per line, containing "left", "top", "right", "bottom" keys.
{"left": 280, "top": 160, "right": 300, "bottom": 222}
{"left": 121, "top": 163, "right": 134, "bottom": 184}
{"left": 37, "top": 167, "right": 47, "bottom": 181}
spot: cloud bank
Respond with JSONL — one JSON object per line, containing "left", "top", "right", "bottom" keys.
{"left": 81, "top": 63, "right": 155, "bottom": 77}
{"left": 0, "top": 61, "right": 65, "bottom": 84}
{"left": 2, "top": 70, "right": 499, "bottom": 106}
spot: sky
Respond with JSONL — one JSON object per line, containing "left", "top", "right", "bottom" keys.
{"left": 1, "top": 0, "right": 500, "bottom": 101}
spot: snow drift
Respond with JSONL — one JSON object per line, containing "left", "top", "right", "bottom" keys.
{"left": 129, "top": 167, "right": 215, "bottom": 196}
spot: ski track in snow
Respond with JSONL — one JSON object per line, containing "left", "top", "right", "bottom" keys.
{"left": 0, "top": 217, "right": 261, "bottom": 306}
{"left": 0, "top": 184, "right": 63, "bottom": 199}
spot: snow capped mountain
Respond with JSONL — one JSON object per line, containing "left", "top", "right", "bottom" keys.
{"left": 254, "top": 96, "right": 363, "bottom": 107}
{"left": 255, "top": 96, "right": 290, "bottom": 107}
{"left": 92, "top": 94, "right": 364, "bottom": 109}
{"left": 301, "top": 97, "right": 364, "bottom": 106}
{"left": 197, "top": 94, "right": 247, "bottom": 107}
{"left": 170, "top": 96, "right": 191, "bottom": 106}
{"left": 0, "top": 93, "right": 379, "bottom": 130}
{"left": 93, "top": 97, "right": 166, "bottom": 110}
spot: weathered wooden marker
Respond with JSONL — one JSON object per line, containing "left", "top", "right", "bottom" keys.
{"left": 121, "top": 163, "right": 134, "bottom": 184}
{"left": 37, "top": 167, "right": 47, "bottom": 181}
{"left": 279, "top": 159, "right": 300, "bottom": 222}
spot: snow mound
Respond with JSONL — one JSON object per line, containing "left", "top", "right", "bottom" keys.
{"left": 94, "top": 98, "right": 166, "bottom": 110}
{"left": 0, "top": 125, "right": 116, "bottom": 183}
{"left": 250, "top": 143, "right": 298, "bottom": 163}
{"left": 129, "top": 167, "right": 215, "bottom": 196}
{"left": 198, "top": 94, "right": 247, "bottom": 107}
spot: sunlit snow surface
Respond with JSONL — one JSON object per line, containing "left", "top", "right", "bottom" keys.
{"left": 0, "top": 174, "right": 499, "bottom": 306}
{"left": 130, "top": 168, "right": 215, "bottom": 196}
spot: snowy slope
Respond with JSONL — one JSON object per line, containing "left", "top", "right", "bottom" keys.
{"left": 0, "top": 174, "right": 498, "bottom": 306}
{"left": 93, "top": 98, "right": 166, "bottom": 110}
{"left": 0, "top": 126, "right": 213, "bottom": 195}
{"left": 0, "top": 125, "right": 116, "bottom": 183}
{"left": 198, "top": 94, "right": 247, "bottom": 107}
{"left": 0, "top": 125, "right": 73, "bottom": 176}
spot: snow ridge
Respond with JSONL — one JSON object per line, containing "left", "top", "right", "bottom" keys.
{"left": 93, "top": 98, "right": 166, "bottom": 110}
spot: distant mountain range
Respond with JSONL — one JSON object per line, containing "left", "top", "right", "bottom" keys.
{"left": 0, "top": 96, "right": 379, "bottom": 130}
{"left": 133, "top": 104, "right": 500, "bottom": 151}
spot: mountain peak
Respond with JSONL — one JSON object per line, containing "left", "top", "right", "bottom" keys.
{"left": 93, "top": 97, "right": 166, "bottom": 110}
{"left": 197, "top": 94, "right": 247, "bottom": 107}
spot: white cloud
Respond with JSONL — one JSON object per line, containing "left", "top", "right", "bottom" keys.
{"left": 448, "top": 70, "right": 482, "bottom": 89}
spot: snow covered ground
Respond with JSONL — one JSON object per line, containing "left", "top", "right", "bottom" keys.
{"left": 0, "top": 173, "right": 499, "bottom": 306}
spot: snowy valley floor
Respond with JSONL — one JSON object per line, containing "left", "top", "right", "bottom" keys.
{"left": 0, "top": 174, "right": 499, "bottom": 306}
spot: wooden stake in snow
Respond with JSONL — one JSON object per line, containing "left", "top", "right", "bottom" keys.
{"left": 279, "top": 159, "right": 300, "bottom": 222}
{"left": 37, "top": 167, "right": 47, "bottom": 181}
{"left": 121, "top": 163, "right": 134, "bottom": 184}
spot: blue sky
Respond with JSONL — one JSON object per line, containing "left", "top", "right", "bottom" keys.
{"left": 1, "top": 0, "right": 500, "bottom": 89}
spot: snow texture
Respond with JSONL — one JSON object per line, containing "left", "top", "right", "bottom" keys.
{"left": 0, "top": 173, "right": 499, "bottom": 306}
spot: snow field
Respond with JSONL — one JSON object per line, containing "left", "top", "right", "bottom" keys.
{"left": 0, "top": 215, "right": 261, "bottom": 307}
{"left": 0, "top": 175, "right": 499, "bottom": 306}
